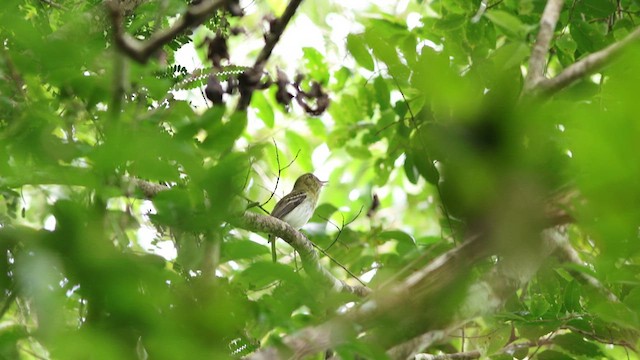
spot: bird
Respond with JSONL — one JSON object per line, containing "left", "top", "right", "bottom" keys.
{"left": 268, "top": 173, "right": 326, "bottom": 262}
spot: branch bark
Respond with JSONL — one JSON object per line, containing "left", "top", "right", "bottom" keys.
{"left": 106, "top": 0, "right": 231, "bottom": 63}
{"left": 523, "top": 0, "right": 564, "bottom": 93}
{"left": 246, "top": 235, "right": 488, "bottom": 360}
{"left": 538, "top": 26, "right": 640, "bottom": 95}
{"left": 232, "top": 212, "right": 371, "bottom": 297}
{"left": 413, "top": 337, "right": 555, "bottom": 360}
{"left": 126, "top": 178, "right": 371, "bottom": 297}
{"left": 236, "top": 0, "right": 304, "bottom": 110}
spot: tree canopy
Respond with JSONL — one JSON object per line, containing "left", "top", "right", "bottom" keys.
{"left": 2, "top": 0, "right": 640, "bottom": 359}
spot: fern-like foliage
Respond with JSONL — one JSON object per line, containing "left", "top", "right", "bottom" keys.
{"left": 172, "top": 65, "right": 250, "bottom": 91}
{"left": 228, "top": 335, "right": 260, "bottom": 358}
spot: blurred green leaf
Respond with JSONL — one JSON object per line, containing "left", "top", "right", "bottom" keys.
{"left": 346, "top": 34, "right": 374, "bottom": 71}
{"left": 553, "top": 333, "right": 603, "bottom": 357}
{"left": 222, "top": 239, "right": 270, "bottom": 262}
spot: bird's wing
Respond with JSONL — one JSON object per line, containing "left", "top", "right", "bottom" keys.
{"left": 270, "top": 191, "right": 307, "bottom": 219}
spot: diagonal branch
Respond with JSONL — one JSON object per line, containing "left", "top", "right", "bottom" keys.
{"left": 126, "top": 178, "right": 371, "bottom": 297}
{"left": 538, "top": 25, "right": 640, "bottom": 95}
{"left": 523, "top": 0, "right": 565, "bottom": 93}
{"left": 106, "top": 0, "right": 232, "bottom": 63}
{"left": 233, "top": 212, "right": 371, "bottom": 297}
{"left": 237, "top": 0, "right": 304, "bottom": 109}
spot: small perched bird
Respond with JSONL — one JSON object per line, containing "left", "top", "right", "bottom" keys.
{"left": 269, "top": 173, "right": 326, "bottom": 262}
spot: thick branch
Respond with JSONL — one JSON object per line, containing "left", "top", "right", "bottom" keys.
{"left": 538, "top": 25, "right": 640, "bottom": 95}
{"left": 127, "top": 179, "right": 370, "bottom": 297}
{"left": 232, "top": 212, "right": 371, "bottom": 297}
{"left": 246, "top": 201, "right": 580, "bottom": 359}
{"left": 524, "top": 0, "right": 564, "bottom": 92}
{"left": 246, "top": 235, "right": 487, "bottom": 360}
{"left": 107, "top": 0, "right": 230, "bottom": 63}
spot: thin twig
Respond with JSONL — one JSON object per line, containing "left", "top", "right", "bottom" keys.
{"left": 260, "top": 141, "right": 299, "bottom": 208}
{"left": 325, "top": 206, "right": 363, "bottom": 251}
{"left": 311, "top": 241, "right": 367, "bottom": 287}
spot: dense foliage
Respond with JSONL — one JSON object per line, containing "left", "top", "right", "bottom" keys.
{"left": 2, "top": 0, "right": 640, "bottom": 359}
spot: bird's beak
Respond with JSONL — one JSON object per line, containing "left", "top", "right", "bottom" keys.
{"left": 320, "top": 180, "right": 328, "bottom": 186}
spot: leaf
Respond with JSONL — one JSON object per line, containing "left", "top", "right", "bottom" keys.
{"left": 433, "top": 14, "right": 466, "bottom": 32}
{"left": 590, "top": 298, "right": 640, "bottom": 329}
{"left": 412, "top": 152, "right": 439, "bottom": 185}
{"left": 379, "top": 230, "right": 416, "bottom": 255}
{"left": 529, "top": 293, "right": 551, "bottom": 317}
{"left": 491, "top": 42, "right": 530, "bottom": 70}
{"left": 251, "top": 91, "right": 275, "bottom": 128}
{"left": 571, "top": 21, "right": 606, "bottom": 53}
{"left": 553, "top": 333, "right": 603, "bottom": 357}
{"left": 536, "top": 350, "right": 575, "bottom": 360}
{"left": 556, "top": 33, "right": 577, "bottom": 55}
{"left": 234, "top": 261, "right": 301, "bottom": 289}
{"left": 373, "top": 76, "right": 390, "bottom": 110}
{"left": 302, "top": 47, "right": 330, "bottom": 85}
{"left": 576, "top": 0, "right": 616, "bottom": 19}
{"left": 403, "top": 153, "right": 420, "bottom": 184}
{"left": 364, "top": 26, "right": 410, "bottom": 79}
{"left": 485, "top": 10, "right": 529, "bottom": 39}
{"left": 222, "top": 240, "right": 270, "bottom": 262}
{"left": 346, "top": 34, "right": 374, "bottom": 71}
{"left": 310, "top": 203, "right": 338, "bottom": 223}
{"left": 201, "top": 111, "right": 247, "bottom": 154}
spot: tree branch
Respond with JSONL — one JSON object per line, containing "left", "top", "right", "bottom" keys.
{"left": 232, "top": 212, "right": 371, "bottom": 297}
{"left": 126, "top": 178, "right": 371, "bottom": 297}
{"left": 106, "top": 0, "right": 232, "bottom": 63}
{"left": 538, "top": 25, "right": 640, "bottom": 95}
{"left": 245, "top": 203, "right": 579, "bottom": 359}
{"left": 524, "top": 0, "right": 564, "bottom": 93}
{"left": 413, "top": 337, "right": 555, "bottom": 360}
{"left": 246, "top": 235, "right": 488, "bottom": 360}
{"left": 237, "top": 0, "right": 304, "bottom": 109}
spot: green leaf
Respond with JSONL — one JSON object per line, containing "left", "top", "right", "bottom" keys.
{"left": 412, "top": 152, "right": 439, "bottom": 185}
{"left": 302, "top": 47, "right": 330, "bottom": 85}
{"left": 234, "top": 261, "right": 301, "bottom": 289}
{"left": 310, "top": 203, "right": 338, "bottom": 223}
{"left": 556, "top": 33, "right": 577, "bottom": 55}
{"left": 553, "top": 333, "right": 603, "bottom": 357}
{"left": 403, "top": 153, "right": 420, "bottom": 184}
{"left": 433, "top": 14, "right": 466, "bottom": 32}
{"left": 529, "top": 293, "right": 551, "bottom": 317}
{"left": 379, "top": 230, "right": 416, "bottom": 255}
{"left": 485, "top": 10, "right": 529, "bottom": 39}
{"left": 491, "top": 42, "right": 530, "bottom": 70}
{"left": 571, "top": 21, "right": 606, "bottom": 53}
{"left": 284, "top": 130, "right": 313, "bottom": 170}
{"left": 346, "top": 34, "right": 374, "bottom": 71}
{"left": 576, "top": 0, "right": 615, "bottom": 19}
{"left": 201, "top": 111, "right": 247, "bottom": 153}
{"left": 536, "top": 350, "right": 575, "bottom": 360}
{"left": 251, "top": 91, "right": 275, "bottom": 128}
{"left": 222, "top": 240, "right": 270, "bottom": 262}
